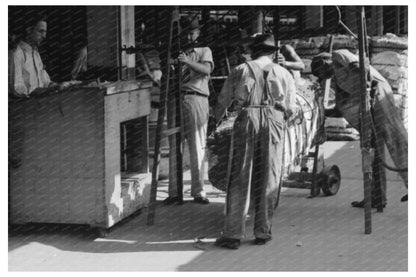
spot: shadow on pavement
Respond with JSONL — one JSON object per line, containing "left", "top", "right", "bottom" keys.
{"left": 8, "top": 141, "right": 407, "bottom": 271}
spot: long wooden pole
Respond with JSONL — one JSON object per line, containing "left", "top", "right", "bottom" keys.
{"left": 357, "top": 6, "right": 373, "bottom": 234}
{"left": 175, "top": 9, "right": 184, "bottom": 204}
{"left": 310, "top": 35, "right": 334, "bottom": 197}
{"left": 147, "top": 8, "right": 175, "bottom": 225}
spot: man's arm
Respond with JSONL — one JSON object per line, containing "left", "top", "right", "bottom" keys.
{"left": 278, "top": 44, "right": 305, "bottom": 71}
{"left": 214, "top": 67, "right": 239, "bottom": 122}
{"left": 12, "top": 49, "right": 29, "bottom": 97}
{"left": 179, "top": 54, "right": 212, "bottom": 75}
{"left": 178, "top": 47, "right": 214, "bottom": 75}
{"left": 282, "top": 69, "right": 297, "bottom": 120}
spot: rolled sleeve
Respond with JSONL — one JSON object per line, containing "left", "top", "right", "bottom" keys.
{"left": 200, "top": 47, "right": 214, "bottom": 73}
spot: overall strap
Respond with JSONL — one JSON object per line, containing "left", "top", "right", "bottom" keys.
{"left": 245, "top": 61, "right": 276, "bottom": 107}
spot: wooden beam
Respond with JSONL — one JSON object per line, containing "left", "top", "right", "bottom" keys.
{"left": 86, "top": 6, "right": 119, "bottom": 81}
{"left": 403, "top": 6, "right": 408, "bottom": 34}
{"left": 304, "top": 6, "right": 323, "bottom": 29}
{"left": 371, "top": 6, "right": 383, "bottom": 36}
{"left": 120, "top": 6, "right": 136, "bottom": 80}
{"left": 395, "top": 6, "right": 401, "bottom": 34}
{"left": 345, "top": 6, "right": 358, "bottom": 35}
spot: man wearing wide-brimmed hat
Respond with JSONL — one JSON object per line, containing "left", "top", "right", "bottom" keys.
{"left": 213, "top": 33, "right": 297, "bottom": 249}
{"left": 164, "top": 16, "right": 214, "bottom": 205}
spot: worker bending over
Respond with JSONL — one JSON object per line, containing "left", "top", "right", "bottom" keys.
{"left": 311, "top": 50, "right": 408, "bottom": 208}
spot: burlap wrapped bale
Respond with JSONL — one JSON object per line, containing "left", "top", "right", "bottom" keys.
{"left": 326, "top": 130, "right": 360, "bottom": 141}
{"left": 206, "top": 113, "right": 236, "bottom": 192}
{"left": 372, "top": 51, "right": 408, "bottom": 67}
{"left": 207, "top": 79, "right": 322, "bottom": 191}
{"left": 371, "top": 33, "right": 408, "bottom": 52}
{"left": 295, "top": 48, "right": 321, "bottom": 57}
{"left": 371, "top": 51, "right": 408, "bottom": 94}
{"left": 371, "top": 50, "right": 408, "bottom": 130}
{"left": 325, "top": 117, "right": 360, "bottom": 141}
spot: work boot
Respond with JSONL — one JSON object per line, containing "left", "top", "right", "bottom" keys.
{"left": 351, "top": 200, "right": 386, "bottom": 209}
{"left": 401, "top": 194, "right": 408, "bottom": 202}
{"left": 215, "top": 237, "right": 241, "bottom": 249}
{"left": 163, "top": 196, "right": 180, "bottom": 205}
{"left": 193, "top": 196, "right": 209, "bottom": 204}
{"left": 253, "top": 237, "right": 272, "bottom": 245}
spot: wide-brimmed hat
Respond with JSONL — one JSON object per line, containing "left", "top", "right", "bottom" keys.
{"left": 180, "top": 16, "right": 203, "bottom": 33}
{"left": 311, "top": 52, "right": 332, "bottom": 76}
{"left": 249, "top": 33, "right": 279, "bottom": 51}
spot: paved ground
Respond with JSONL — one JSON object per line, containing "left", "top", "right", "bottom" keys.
{"left": 8, "top": 141, "right": 408, "bottom": 271}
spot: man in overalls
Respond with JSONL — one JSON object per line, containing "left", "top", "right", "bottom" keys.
{"left": 213, "top": 33, "right": 297, "bottom": 249}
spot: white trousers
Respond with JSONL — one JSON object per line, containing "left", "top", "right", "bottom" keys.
{"left": 168, "top": 94, "right": 209, "bottom": 197}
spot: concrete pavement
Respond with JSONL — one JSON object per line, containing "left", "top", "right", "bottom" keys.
{"left": 8, "top": 141, "right": 408, "bottom": 271}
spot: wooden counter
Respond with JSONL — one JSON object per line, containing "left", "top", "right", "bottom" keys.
{"left": 9, "top": 80, "right": 152, "bottom": 232}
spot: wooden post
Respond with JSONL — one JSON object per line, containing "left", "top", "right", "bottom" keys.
{"left": 309, "top": 35, "right": 334, "bottom": 198}
{"left": 357, "top": 6, "right": 373, "bottom": 234}
{"left": 395, "top": 6, "right": 401, "bottom": 34}
{"left": 86, "top": 6, "right": 119, "bottom": 81}
{"left": 174, "top": 7, "right": 184, "bottom": 204}
{"left": 304, "top": 6, "right": 323, "bottom": 29}
{"left": 345, "top": 6, "right": 358, "bottom": 36}
{"left": 120, "top": 6, "right": 136, "bottom": 80}
{"left": 403, "top": 6, "right": 408, "bottom": 34}
{"left": 147, "top": 7, "right": 175, "bottom": 225}
{"left": 371, "top": 6, "right": 383, "bottom": 36}
{"left": 253, "top": 8, "right": 263, "bottom": 34}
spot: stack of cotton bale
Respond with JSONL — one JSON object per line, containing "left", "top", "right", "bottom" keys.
{"left": 370, "top": 34, "right": 408, "bottom": 130}
{"left": 282, "top": 35, "right": 358, "bottom": 67}
{"left": 325, "top": 117, "right": 360, "bottom": 141}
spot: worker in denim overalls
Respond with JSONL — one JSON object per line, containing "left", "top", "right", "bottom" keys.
{"left": 214, "top": 33, "right": 297, "bottom": 249}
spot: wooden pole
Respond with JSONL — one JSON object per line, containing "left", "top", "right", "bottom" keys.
{"left": 309, "top": 35, "right": 334, "bottom": 198}
{"left": 357, "top": 6, "right": 373, "bottom": 234}
{"left": 175, "top": 8, "right": 184, "bottom": 204}
{"left": 147, "top": 7, "right": 175, "bottom": 225}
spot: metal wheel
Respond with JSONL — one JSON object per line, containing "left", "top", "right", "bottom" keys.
{"left": 320, "top": 165, "right": 341, "bottom": 196}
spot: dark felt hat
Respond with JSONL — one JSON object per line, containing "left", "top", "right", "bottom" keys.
{"left": 249, "top": 33, "right": 279, "bottom": 50}
{"left": 311, "top": 52, "right": 332, "bottom": 75}
{"left": 180, "top": 16, "right": 203, "bottom": 33}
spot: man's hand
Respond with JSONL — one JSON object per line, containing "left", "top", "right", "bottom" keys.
{"left": 276, "top": 53, "right": 286, "bottom": 67}
{"left": 207, "top": 116, "right": 217, "bottom": 136}
{"left": 13, "top": 83, "right": 29, "bottom": 98}
{"left": 178, "top": 52, "right": 191, "bottom": 65}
